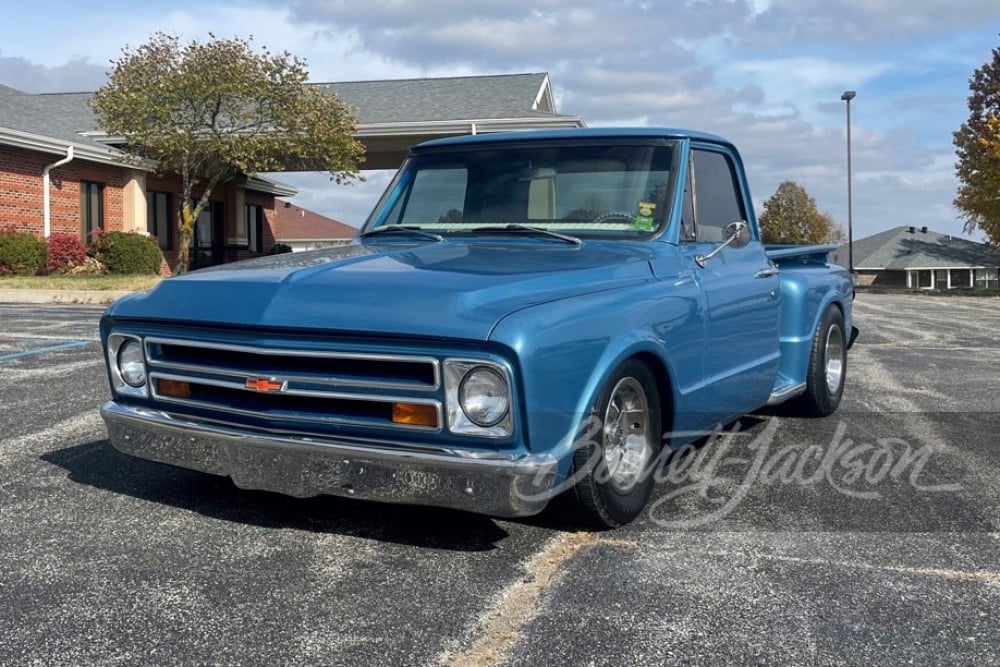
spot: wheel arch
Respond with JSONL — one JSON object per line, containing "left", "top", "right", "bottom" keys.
{"left": 575, "top": 338, "right": 678, "bottom": 452}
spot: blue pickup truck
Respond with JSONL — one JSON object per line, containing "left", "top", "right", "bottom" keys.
{"left": 100, "top": 128, "right": 857, "bottom": 528}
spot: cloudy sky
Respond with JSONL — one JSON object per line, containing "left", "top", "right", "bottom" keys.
{"left": 2, "top": 1, "right": 999, "bottom": 240}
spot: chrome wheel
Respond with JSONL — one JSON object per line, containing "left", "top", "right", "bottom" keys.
{"left": 602, "top": 377, "right": 653, "bottom": 493}
{"left": 825, "top": 323, "right": 845, "bottom": 395}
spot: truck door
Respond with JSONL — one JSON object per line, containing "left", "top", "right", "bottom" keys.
{"left": 681, "top": 145, "right": 780, "bottom": 422}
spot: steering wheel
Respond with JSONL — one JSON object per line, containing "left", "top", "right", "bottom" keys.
{"left": 593, "top": 211, "right": 636, "bottom": 224}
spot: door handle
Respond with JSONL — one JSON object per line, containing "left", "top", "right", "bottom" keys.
{"left": 755, "top": 267, "right": 780, "bottom": 278}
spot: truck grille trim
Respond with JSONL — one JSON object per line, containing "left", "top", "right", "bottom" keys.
{"left": 144, "top": 337, "right": 440, "bottom": 391}
{"left": 141, "top": 337, "right": 442, "bottom": 433}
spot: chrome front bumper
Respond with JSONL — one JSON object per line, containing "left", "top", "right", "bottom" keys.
{"left": 101, "top": 401, "right": 558, "bottom": 517}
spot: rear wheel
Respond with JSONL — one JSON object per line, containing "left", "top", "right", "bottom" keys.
{"left": 571, "top": 360, "right": 661, "bottom": 529}
{"left": 796, "top": 305, "right": 846, "bottom": 417}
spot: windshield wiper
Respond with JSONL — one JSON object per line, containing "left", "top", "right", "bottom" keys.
{"left": 468, "top": 224, "right": 582, "bottom": 246}
{"left": 359, "top": 225, "right": 444, "bottom": 242}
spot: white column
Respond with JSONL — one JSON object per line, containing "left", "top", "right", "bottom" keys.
{"left": 947, "top": 270, "right": 952, "bottom": 289}
{"left": 122, "top": 170, "right": 148, "bottom": 234}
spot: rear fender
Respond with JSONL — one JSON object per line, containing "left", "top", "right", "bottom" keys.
{"left": 776, "top": 266, "right": 853, "bottom": 388}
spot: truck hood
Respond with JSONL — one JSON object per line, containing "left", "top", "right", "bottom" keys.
{"left": 107, "top": 241, "right": 655, "bottom": 341}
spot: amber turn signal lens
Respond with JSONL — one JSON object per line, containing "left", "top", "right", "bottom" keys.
{"left": 157, "top": 379, "right": 191, "bottom": 398}
{"left": 392, "top": 402, "right": 438, "bottom": 427}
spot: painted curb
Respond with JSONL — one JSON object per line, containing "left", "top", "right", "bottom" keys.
{"left": 0, "top": 289, "right": 132, "bottom": 305}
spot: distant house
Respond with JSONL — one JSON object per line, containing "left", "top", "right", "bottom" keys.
{"left": 0, "top": 73, "right": 583, "bottom": 268}
{"left": 274, "top": 201, "right": 357, "bottom": 251}
{"left": 832, "top": 226, "right": 1000, "bottom": 290}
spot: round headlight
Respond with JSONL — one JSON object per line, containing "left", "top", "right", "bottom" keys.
{"left": 459, "top": 366, "right": 509, "bottom": 427}
{"left": 117, "top": 340, "right": 147, "bottom": 388}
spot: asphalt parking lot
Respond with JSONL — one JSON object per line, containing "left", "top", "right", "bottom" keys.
{"left": 1, "top": 293, "right": 999, "bottom": 666}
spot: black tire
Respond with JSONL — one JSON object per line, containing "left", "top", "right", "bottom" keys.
{"left": 570, "top": 360, "right": 662, "bottom": 529}
{"left": 796, "top": 305, "right": 847, "bottom": 417}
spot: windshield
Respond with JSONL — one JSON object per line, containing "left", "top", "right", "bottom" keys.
{"left": 363, "top": 141, "right": 678, "bottom": 239}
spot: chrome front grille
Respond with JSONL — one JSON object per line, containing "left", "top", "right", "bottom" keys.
{"left": 142, "top": 337, "right": 442, "bottom": 432}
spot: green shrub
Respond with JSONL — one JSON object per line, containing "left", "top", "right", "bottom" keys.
{"left": 268, "top": 243, "right": 293, "bottom": 255}
{"left": 0, "top": 230, "right": 47, "bottom": 276}
{"left": 91, "top": 231, "right": 163, "bottom": 275}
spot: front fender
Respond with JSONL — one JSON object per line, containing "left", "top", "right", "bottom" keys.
{"left": 489, "top": 279, "right": 703, "bottom": 477}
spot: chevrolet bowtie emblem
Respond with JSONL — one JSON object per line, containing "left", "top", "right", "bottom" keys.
{"left": 246, "top": 378, "right": 283, "bottom": 393}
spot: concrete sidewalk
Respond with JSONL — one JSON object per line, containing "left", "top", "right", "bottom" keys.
{"left": 0, "top": 289, "right": 132, "bottom": 305}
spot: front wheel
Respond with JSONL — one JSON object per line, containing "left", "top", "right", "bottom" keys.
{"left": 796, "top": 305, "right": 847, "bottom": 417}
{"left": 570, "top": 360, "right": 662, "bottom": 529}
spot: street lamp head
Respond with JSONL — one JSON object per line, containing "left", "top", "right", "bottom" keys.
{"left": 841, "top": 90, "right": 856, "bottom": 101}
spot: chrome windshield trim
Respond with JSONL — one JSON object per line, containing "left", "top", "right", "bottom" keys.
{"left": 143, "top": 337, "right": 441, "bottom": 391}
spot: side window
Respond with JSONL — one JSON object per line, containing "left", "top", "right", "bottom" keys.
{"left": 680, "top": 156, "right": 696, "bottom": 241}
{"left": 691, "top": 149, "right": 746, "bottom": 243}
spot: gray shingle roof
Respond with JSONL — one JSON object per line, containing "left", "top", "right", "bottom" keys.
{"left": 0, "top": 85, "right": 112, "bottom": 150}
{"left": 832, "top": 226, "right": 1000, "bottom": 269}
{"left": 320, "top": 72, "right": 561, "bottom": 123}
{"left": 0, "top": 73, "right": 574, "bottom": 145}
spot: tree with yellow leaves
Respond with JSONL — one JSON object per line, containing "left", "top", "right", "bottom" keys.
{"left": 758, "top": 181, "right": 845, "bottom": 245}
{"left": 92, "top": 33, "right": 365, "bottom": 272}
{"left": 954, "top": 42, "right": 1000, "bottom": 245}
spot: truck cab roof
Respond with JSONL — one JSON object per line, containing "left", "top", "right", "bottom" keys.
{"left": 414, "top": 127, "right": 735, "bottom": 151}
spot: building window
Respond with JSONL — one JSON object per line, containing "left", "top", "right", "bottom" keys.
{"left": 951, "top": 269, "right": 972, "bottom": 288}
{"left": 975, "top": 268, "right": 999, "bottom": 289}
{"left": 914, "top": 270, "right": 933, "bottom": 288}
{"left": 147, "top": 191, "right": 172, "bottom": 250}
{"left": 195, "top": 206, "right": 214, "bottom": 249}
{"left": 80, "top": 181, "right": 104, "bottom": 242}
{"left": 246, "top": 204, "right": 264, "bottom": 253}
{"left": 227, "top": 202, "right": 249, "bottom": 247}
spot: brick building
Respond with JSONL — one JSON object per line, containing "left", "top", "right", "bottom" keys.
{"left": 0, "top": 83, "right": 294, "bottom": 271}
{"left": 0, "top": 73, "right": 583, "bottom": 269}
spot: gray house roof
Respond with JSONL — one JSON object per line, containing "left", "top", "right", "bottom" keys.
{"left": 0, "top": 72, "right": 584, "bottom": 170}
{"left": 832, "top": 226, "right": 1000, "bottom": 270}
{"left": 322, "top": 73, "right": 559, "bottom": 124}
{"left": 0, "top": 85, "right": 130, "bottom": 162}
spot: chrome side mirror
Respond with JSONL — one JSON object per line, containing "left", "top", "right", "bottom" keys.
{"left": 695, "top": 220, "right": 751, "bottom": 268}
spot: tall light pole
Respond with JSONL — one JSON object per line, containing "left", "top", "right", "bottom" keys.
{"left": 841, "top": 90, "right": 856, "bottom": 274}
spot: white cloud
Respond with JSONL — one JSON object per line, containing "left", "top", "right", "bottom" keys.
{"left": 1, "top": 0, "right": 995, "bottom": 240}
{"left": 726, "top": 57, "right": 889, "bottom": 89}
{"left": 754, "top": 0, "right": 1000, "bottom": 44}
{"left": 0, "top": 55, "right": 105, "bottom": 93}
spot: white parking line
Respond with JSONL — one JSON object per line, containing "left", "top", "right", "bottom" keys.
{"left": 0, "top": 339, "right": 90, "bottom": 362}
